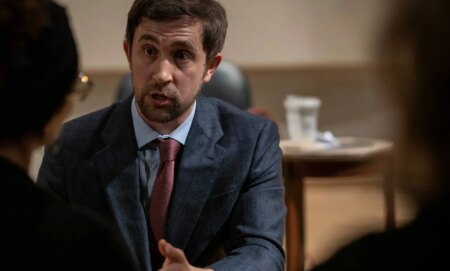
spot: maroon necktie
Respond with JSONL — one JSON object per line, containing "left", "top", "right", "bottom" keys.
{"left": 149, "top": 138, "right": 181, "bottom": 242}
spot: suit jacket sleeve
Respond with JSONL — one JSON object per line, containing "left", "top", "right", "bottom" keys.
{"left": 209, "top": 120, "right": 286, "bottom": 271}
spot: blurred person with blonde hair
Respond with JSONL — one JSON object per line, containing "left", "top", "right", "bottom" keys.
{"left": 312, "top": 0, "right": 450, "bottom": 270}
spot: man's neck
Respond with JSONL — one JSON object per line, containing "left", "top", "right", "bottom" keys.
{"left": 137, "top": 104, "right": 194, "bottom": 135}
{"left": 146, "top": 119, "right": 184, "bottom": 135}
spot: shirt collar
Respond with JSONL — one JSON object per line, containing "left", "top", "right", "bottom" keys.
{"left": 131, "top": 96, "right": 196, "bottom": 148}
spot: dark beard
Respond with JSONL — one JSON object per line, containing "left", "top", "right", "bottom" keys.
{"left": 138, "top": 97, "right": 193, "bottom": 123}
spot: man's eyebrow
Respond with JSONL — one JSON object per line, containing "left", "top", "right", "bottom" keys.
{"left": 138, "top": 34, "right": 158, "bottom": 43}
{"left": 172, "top": 40, "right": 196, "bottom": 51}
{"left": 137, "top": 35, "right": 196, "bottom": 50}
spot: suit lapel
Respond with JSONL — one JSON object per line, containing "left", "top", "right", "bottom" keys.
{"left": 166, "top": 95, "right": 226, "bottom": 251}
{"left": 94, "top": 97, "right": 152, "bottom": 271}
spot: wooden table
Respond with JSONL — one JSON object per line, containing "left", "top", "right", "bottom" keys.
{"left": 281, "top": 137, "right": 394, "bottom": 271}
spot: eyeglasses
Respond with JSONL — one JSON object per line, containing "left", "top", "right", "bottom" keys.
{"left": 73, "top": 72, "right": 93, "bottom": 101}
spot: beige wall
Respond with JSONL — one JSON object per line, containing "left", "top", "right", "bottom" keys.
{"left": 221, "top": 0, "right": 388, "bottom": 66}
{"left": 56, "top": 0, "right": 389, "bottom": 70}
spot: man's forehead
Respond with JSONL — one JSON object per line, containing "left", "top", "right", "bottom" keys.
{"left": 134, "top": 17, "right": 204, "bottom": 49}
{"left": 138, "top": 17, "right": 203, "bottom": 34}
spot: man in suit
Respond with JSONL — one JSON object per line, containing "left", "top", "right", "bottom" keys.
{"left": 37, "top": 0, "right": 286, "bottom": 270}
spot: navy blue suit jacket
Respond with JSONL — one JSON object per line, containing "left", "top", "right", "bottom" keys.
{"left": 37, "top": 94, "right": 286, "bottom": 271}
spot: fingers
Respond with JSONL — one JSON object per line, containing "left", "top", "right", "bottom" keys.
{"left": 158, "top": 239, "right": 188, "bottom": 265}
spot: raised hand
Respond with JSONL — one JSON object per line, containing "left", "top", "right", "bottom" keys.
{"left": 158, "top": 239, "right": 213, "bottom": 271}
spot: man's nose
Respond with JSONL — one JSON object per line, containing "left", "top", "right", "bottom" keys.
{"left": 152, "top": 59, "right": 173, "bottom": 86}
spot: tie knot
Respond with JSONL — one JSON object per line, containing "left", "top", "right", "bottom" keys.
{"left": 155, "top": 138, "right": 181, "bottom": 162}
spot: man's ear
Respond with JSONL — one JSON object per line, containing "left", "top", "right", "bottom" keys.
{"left": 123, "top": 40, "right": 132, "bottom": 68}
{"left": 203, "top": 53, "right": 222, "bottom": 83}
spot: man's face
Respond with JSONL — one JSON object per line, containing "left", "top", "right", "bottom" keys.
{"left": 124, "top": 18, "right": 220, "bottom": 132}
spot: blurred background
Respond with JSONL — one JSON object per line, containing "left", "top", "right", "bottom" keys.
{"left": 56, "top": 0, "right": 396, "bottom": 140}
{"left": 32, "top": 0, "right": 415, "bottom": 269}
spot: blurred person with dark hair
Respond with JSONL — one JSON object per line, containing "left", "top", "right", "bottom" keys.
{"left": 37, "top": 0, "right": 286, "bottom": 270}
{"left": 0, "top": 0, "right": 137, "bottom": 269}
{"left": 312, "top": 0, "right": 450, "bottom": 270}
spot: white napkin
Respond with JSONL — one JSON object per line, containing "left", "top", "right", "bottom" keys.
{"left": 316, "top": 131, "right": 340, "bottom": 148}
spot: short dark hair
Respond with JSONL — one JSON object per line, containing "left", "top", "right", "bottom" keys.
{"left": 125, "top": 0, "right": 227, "bottom": 62}
{"left": 0, "top": 0, "right": 78, "bottom": 139}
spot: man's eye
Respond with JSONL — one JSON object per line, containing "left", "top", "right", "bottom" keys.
{"left": 174, "top": 50, "right": 192, "bottom": 62}
{"left": 144, "top": 47, "right": 156, "bottom": 57}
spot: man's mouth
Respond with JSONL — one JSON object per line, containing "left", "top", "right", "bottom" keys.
{"left": 147, "top": 93, "right": 173, "bottom": 107}
{"left": 151, "top": 93, "right": 169, "bottom": 100}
